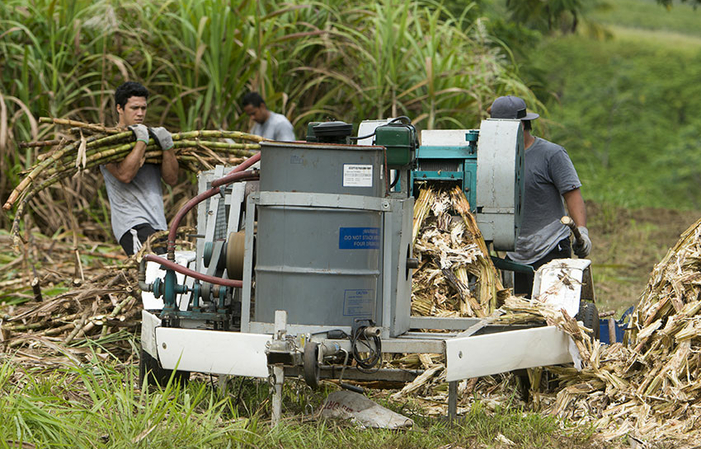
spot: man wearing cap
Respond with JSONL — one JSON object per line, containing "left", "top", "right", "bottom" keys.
{"left": 490, "top": 95, "right": 591, "bottom": 296}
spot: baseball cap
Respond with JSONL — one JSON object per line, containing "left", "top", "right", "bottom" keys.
{"left": 490, "top": 96, "right": 539, "bottom": 121}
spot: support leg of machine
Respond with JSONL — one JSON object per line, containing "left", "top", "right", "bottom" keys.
{"left": 271, "top": 310, "right": 287, "bottom": 426}
{"left": 218, "top": 374, "right": 228, "bottom": 394}
{"left": 272, "top": 365, "right": 284, "bottom": 426}
{"left": 448, "top": 381, "right": 458, "bottom": 422}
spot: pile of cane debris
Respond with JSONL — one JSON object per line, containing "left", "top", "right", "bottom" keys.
{"left": 411, "top": 185, "right": 509, "bottom": 318}
{"left": 0, "top": 228, "right": 193, "bottom": 365}
{"left": 410, "top": 185, "right": 578, "bottom": 329}
{"left": 540, "top": 217, "right": 701, "bottom": 445}
{"left": 406, "top": 191, "right": 701, "bottom": 446}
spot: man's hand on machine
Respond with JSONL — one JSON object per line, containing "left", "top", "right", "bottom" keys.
{"left": 149, "top": 127, "right": 174, "bottom": 151}
{"left": 573, "top": 226, "right": 592, "bottom": 258}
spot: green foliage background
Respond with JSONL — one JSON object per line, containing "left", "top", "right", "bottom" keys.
{"left": 0, "top": 0, "right": 535, "bottom": 236}
{"left": 530, "top": 0, "right": 701, "bottom": 210}
{"left": 2, "top": 0, "right": 701, "bottom": 238}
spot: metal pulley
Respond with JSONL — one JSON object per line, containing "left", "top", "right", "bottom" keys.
{"left": 225, "top": 231, "right": 246, "bottom": 280}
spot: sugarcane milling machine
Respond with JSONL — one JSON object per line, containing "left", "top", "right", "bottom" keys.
{"left": 138, "top": 116, "right": 598, "bottom": 422}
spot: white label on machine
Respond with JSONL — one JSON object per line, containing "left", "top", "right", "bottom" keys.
{"left": 343, "top": 164, "right": 373, "bottom": 187}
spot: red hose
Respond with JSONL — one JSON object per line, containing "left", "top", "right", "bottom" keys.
{"left": 226, "top": 151, "right": 261, "bottom": 175}
{"left": 167, "top": 166, "right": 259, "bottom": 258}
{"left": 144, "top": 254, "right": 243, "bottom": 288}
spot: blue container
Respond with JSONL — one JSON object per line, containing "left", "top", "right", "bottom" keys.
{"left": 599, "top": 306, "right": 634, "bottom": 344}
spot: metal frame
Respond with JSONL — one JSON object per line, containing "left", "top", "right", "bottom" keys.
{"left": 140, "top": 119, "right": 578, "bottom": 423}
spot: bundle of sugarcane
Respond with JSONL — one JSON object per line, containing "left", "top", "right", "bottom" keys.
{"left": 4, "top": 118, "right": 263, "bottom": 249}
{"left": 411, "top": 184, "right": 509, "bottom": 318}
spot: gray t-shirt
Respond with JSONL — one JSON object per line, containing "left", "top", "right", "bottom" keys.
{"left": 252, "top": 111, "right": 295, "bottom": 141}
{"left": 100, "top": 164, "right": 168, "bottom": 241}
{"left": 507, "top": 137, "right": 581, "bottom": 265}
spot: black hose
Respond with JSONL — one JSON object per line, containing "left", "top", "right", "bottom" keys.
{"left": 350, "top": 325, "right": 382, "bottom": 373}
{"left": 349, "top": 131, "right": 377, "bottom": 141}
{"left": 388, "top": 116, "right": 411, "bottom": 125}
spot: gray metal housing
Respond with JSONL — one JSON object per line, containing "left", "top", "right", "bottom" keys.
{"left": 242, "top": 142, "right": 413, "bottom": 337}
{"left": 475, "top": 119, "right": 525, "bottom": 251}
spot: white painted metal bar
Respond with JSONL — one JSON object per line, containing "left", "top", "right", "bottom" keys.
{"left": 227, "top": 182, "right": 246, "bottom": 234}
{"left": 240, "top": 194, "right": 257, "bottom": 333}
{"left": 382, "top": 207, "right": 392, "bottom": 338}
{"left": 156, "top": 327, "right": 271, "bottom": 378}
{"left": 141, "top": 311, "right": 161, "bottom": 357}
{"left": 445, "top": 326, "right": 573, "bottom": 382}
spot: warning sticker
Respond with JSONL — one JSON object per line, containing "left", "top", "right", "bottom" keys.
{"left": 343, "top": 289, "right": 374, "bottom": 316}
{"left": 343, "top": 164, "right": 373, "bottom": 187}
{"left": 339, "top": 227, "right": 380, "bottom": 249}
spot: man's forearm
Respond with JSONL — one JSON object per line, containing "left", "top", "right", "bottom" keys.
{"left": 105, "top": 141, "right": 147, "bottom": 183}
{"left": 563, "top": 188, "right": 586, "bottom": 227}
{"left": 161, "top": 149, "right": 179, "bottom": 186}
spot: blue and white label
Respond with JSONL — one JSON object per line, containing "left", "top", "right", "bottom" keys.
{"left": 339, "top": 227, "right": 380, "bottom": 249}
{"left": 343, "top": 289, "right": 374, "bottom": 316}
{"left": 343, "top": 164, "right": 373, "bottom": 187}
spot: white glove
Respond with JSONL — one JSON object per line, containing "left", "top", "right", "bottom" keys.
{"left": 149, "top": 127, "right": 174, "bottom": 151}
{"left": 573, "top": 226, "right": 591, "bottom": 258}
{"left": 128, "top": 124, "right": 149, "bottom": 143}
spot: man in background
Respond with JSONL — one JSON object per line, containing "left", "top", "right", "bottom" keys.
{"left": 241, "top": 92, "right": 295, "bottom": 141}
{"left": 490, "top": 95, "right": 591, "bottom": 295}
{"left": 100, "top": 81, "right": 179, "bottom": 256}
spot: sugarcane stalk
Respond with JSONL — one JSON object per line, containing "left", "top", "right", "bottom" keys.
{"left": 412, "top": 187, "right": 434, "bottom": 243}
{"left": 4, "top": 139, "right": 84, "bottom": 210}
{"left": 100, "top": 296, "right": 135, "bottom": 339}
{"left": 11, "top": 169, "right": 77, "bottom": 250}
{"left": 64, "top": 313, "right": 90, "bottom": 345}
{"left": 19, "top": 139, "right": 63, "bottom": 148}
{"left": 39, "top": 117, "right": 122, "bottom": 134}
{"left": 165, "top": 155, "right": 247, "bottom": 164}
{"left": 45, "top": 141, "right": 257, "bottom": 177}
{"left": 176, "top": 139, "right": 258, "bottom": 149}
{"left": 173, "top": 129, "right": 264, "bottom": 143}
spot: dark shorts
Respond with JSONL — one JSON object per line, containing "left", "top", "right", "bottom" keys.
{"left": 509, "top": 237, "right": 572, "bottom": 296}
{"left": 119, "top": 223, "right": 166, "bottom": 256}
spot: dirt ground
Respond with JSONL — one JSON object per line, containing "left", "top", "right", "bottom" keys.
{"left": 587, "top": 202, "right": 701, "bottom": 315}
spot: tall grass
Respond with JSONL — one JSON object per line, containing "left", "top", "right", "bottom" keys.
{"left": 0, "top": 354, "right": 597, "bottom": 449}
{"left": 0, "top": 358, "right": 259, "bottom": 448}
{"left": 0, "top": 0, "right": 526, "bottom": 237}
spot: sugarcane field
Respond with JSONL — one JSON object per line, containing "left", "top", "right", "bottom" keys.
{"left": 4, "top": 1, "right": 701, "bottom": 448}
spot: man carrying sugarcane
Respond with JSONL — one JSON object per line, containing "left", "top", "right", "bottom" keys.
{"left": 241, "top": 92, "right": 296, "bottom": 141}
{"left": 489, "top": 95, "right": 591, "bottom": 296}
{"left": 100, "top": 81, "right": 179, "bottom": 256}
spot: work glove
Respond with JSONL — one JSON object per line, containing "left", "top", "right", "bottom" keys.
{"left": 128, "top": 124, "right": 149, "bottom": 144}
{"left": 149, "top": 127, "right": 174, "bottom": 151}
{"left": 573, "top": 226, "right": 592, "bottom": 258}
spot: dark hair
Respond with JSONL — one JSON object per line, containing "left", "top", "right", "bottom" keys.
{"left": 242, "top": 92, "right": 265, "bottom": 108}
{"left": 115, "top": 81, "right": 149, "bottom": 109}
{"left": 523, "top": 120, "right": 532, "bottom": 131}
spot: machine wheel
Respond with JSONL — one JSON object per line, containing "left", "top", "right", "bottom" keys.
{"left": 303, "top": 341, "right": 320, "bottom": 390}
{"left": 577, "top": 300, "right": 600, "bottom": 341}
{"left": 139, "top": 348, "right": 190, "bottom": 387}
